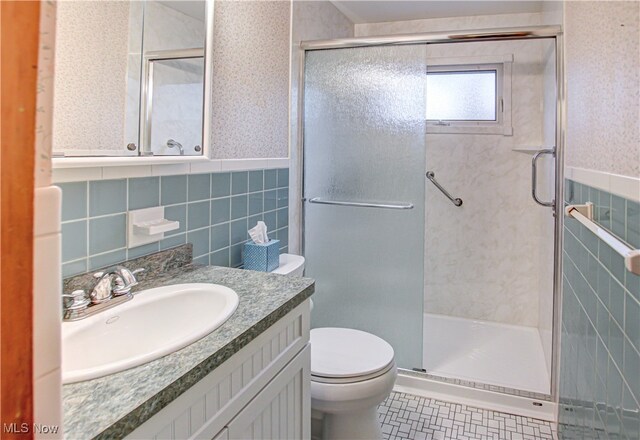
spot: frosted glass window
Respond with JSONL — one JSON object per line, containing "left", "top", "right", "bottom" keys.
{"left": 426, "top": 70, "right": 497, "bottom": 121}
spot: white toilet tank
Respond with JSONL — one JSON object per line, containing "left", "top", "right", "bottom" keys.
{"left": 271, "top": 254, "right": 305, "bottom": 277}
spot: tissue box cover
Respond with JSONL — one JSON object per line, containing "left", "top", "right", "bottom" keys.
{"left": 244, "top": 239, "right": 280, "bottom": 272}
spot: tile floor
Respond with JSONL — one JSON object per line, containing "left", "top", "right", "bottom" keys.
{"left": 378, "top": 392, "right": 558, "bottom": 440}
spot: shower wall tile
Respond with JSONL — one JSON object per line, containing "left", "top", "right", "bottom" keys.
{"left": 187, "top": 173, "right": 210, "bottom": 201}
{"left": 128, "top": 177, "right": 160, "bottom": 210}
{"left": 230, "top": 195, "right": 247, "bottom": 220}
{"left": 160, "top": 175, "right": 187, "bottom": 205}
{"left": 231, "top": 171, "right": 248, "bottom": 195}
{"left": 58, "top": 182, "right": 87, "bottom": 221}
{"left": 160, "top": 233, "right": 186, "bottom": 251}
{"left": 57, "top": 168, "right": 288, "bottom": 278}
{"left": 187, "top": 201, "right": 210, "bottom": 230}
{"left": 89, "top": 179, "right": 126, "bottom": 216}
{"left": 248, "top": 192, "right": 263, "bottom": 216}
{"left": 164, "top": 204, "right": 186, "bottom": 236}
{"left": 264, "top": 169, "right": 277, "bottom": 190}
{"left": 248, "top": 170, "right": 263, "bottom": 192}
{"left": 89, "top": 214, "right": 126, "bottom": 254}
{"left": 210, "top": 172, "right": 230, "bottom": 198}
{"left": 211, "top": 197, "right": 231, "bottom": 225}
{"left": 89, "top": 249, "right": 127, "bottom": 271}
{"left": 61, "top": 221, "right": 87, "bottom": 261}
{"left": 559, "top": 178, "right": 640, "bottom": 440}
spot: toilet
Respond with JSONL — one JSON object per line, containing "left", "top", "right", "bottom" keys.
{"left": 271, "top": 254, "right": 397, "bottom": 440}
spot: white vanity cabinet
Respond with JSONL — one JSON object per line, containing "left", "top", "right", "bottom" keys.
{"left": 126, "top": 300, "right": 311, "bottom": 440}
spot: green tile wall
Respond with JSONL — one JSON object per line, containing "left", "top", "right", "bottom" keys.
{"left": 559, "top": 179, "right": 640, "bottom": 439}
{"left": 57, "top": 169, "right": 289, "bottom": 277}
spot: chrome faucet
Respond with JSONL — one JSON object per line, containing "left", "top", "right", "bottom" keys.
{"left": 166, "top": 139, "right": 185, "bottom": 155}
{"left": 91, "top": 266, "right": 145, "bottom": 302}
{"left": 63, "top": 265, "right": 145, "bottom": 321}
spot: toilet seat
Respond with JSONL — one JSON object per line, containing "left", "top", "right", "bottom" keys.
{"left": 311, "top": 362, "right": 395, "bottom": 384}
{"left": 310, "top": 328, "right": 395, "bottom": 384}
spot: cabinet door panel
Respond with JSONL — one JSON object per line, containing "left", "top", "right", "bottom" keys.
{"left": 228, "top": 345, "right": 310, "bottom": 440}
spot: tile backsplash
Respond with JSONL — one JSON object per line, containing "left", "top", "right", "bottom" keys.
{"left": 58, "top": 168, "right": 289, "bottom": 277}
{"left": 559, "top": 179, "right": 640, "bottom": 439}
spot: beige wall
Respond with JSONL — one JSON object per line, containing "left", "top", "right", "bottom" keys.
{"left": 35, "top": 0, "right": 56, "bottom": 188}
{"left": 564, "top": 1, "right": 640, "bottom": 178}
{"left": 210, "top": 0, "right": 291, "bottom": 159}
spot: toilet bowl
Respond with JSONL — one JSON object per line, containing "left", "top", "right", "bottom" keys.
{"left": 271, "top": 254, "right": 397, "bottom": 440}
{"left": 310, "top": 327, "right": 397, "bottom": 440}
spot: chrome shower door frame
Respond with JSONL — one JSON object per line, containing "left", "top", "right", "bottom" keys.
{"left": 296, "top": 25, "right": 565, "bottom": 403}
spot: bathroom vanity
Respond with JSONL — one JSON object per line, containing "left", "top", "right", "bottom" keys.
{"left": 62, "top": 246, "right": 314, "bottom": 439}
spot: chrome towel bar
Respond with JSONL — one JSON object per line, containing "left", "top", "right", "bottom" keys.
{"left": 565, "top": 203, "right": 640, "bottom": 275}
{"left": 426, "top": 171, "right": 463, "bottom": 207}
{"left": 307, "top": 197, "right": 414, "bottom": 210}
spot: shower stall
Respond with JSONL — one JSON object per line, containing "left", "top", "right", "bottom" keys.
{"left": 299, "top": 26, "right": 563, "bottom": 411}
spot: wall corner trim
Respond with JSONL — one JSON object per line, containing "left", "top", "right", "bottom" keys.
{"left": 565, "top": 166, "right": 640, "bottom": 202}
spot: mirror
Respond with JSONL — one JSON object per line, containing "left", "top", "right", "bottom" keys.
{"left": 52, "top": 0, "right": 208, "bottom": 157}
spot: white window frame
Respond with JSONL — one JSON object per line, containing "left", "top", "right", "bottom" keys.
{"left": 426, "top": 54, "right": 513, "bottom": 136}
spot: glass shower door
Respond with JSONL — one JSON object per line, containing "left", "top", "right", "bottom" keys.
{"left": 303, "top": 45, "right": 426, "bottom": 369}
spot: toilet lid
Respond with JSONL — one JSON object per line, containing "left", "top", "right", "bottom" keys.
{"left": 310, "top": 328, "right": 395, "bottom": 379}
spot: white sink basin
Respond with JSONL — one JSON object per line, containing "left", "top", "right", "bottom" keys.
{"left": 62, "top": 283, "right": 239, "bottom": 384}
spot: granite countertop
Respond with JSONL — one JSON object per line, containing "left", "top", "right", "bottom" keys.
{"left": 62, "top": 264, "right": 315, "bottom": 439}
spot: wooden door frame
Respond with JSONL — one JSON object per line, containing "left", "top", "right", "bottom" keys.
{"left": 1, "top": 1, "right": 41, "bottom": 436}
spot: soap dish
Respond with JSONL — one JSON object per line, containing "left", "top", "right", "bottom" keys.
{"left": 128, "top": 207, "right": 180, "bottom": 247}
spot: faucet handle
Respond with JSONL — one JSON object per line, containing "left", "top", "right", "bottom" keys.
{"left": 63, "top": 290, "right": 90, "bottom": 311}
{"left": 111, "top": 266, "right": 145, "bottom": 296}
{"left": 117, "top": 266, "right": 144, "bottom": 286}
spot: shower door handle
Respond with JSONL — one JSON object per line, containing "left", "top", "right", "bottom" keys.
{"left": 531, "top": 148, "right": 555, "bottom": 208}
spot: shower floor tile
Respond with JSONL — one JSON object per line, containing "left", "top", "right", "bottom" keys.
{"left": 379, "top": 391, "right": 557, "bottom": 440}
{"left": 423, "top": 313, "right": 550, "bottom": 395}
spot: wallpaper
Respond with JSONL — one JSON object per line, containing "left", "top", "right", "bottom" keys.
{"left": 35, "top": 0, "right": 56, "bottom": 188}
{"left": 564, "top": 1, "right": 640, "bottom": 178}
{"left": 210, "top": 0, "right": 291, "bottom": 159}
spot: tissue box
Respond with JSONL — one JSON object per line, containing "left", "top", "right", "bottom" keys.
{"left": 244, "top": 239, "right": 280, "bottom": 272}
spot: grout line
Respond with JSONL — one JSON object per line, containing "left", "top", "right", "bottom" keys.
{"left": 565, "top": 222, "right": 631, "bottom": 296}
{"left": 563, "top": 246, "right": 640, "bottom": 404}
{"left": 59, "top": 188, "right": 289, "bottom": 225}
{"left": 62, "top": 171, "right": 290, "bottom": 271}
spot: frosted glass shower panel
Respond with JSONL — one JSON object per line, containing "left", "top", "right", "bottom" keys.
{"left": 303, "top": 45, "right": 426, "bottom": 369}
{"left": 426, "top": 70, "right": 496, "bottom": 121}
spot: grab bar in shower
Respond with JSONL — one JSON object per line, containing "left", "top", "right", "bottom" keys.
{"left": 426, "top": 171, "right": 463, "bottom": 207}
{"left": 565, "top": 203, "right": 640, "bottom": 275}
{"left": 307, "top": 197, "right": 414, "bottom": 210}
